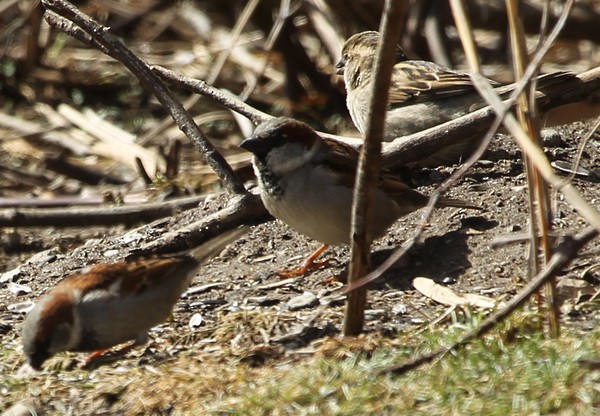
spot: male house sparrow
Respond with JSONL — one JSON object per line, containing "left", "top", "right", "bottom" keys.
{"left": 240, "top": 118, "right": 477, "bottom": 274}
{"left": 21, "top": 227, "right": 247, "bottom": 370}
{"left": 336, "top": 31, "right": 576, "bottom": 159}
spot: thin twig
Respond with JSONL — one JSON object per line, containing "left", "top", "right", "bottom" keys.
{"left": 152, "top": 60, "right": 600, "bottom": 169}
{"left": 506, "top": 0, "right": 559, "bottom": 336}
{"left": 138, "top": 0, "right": 263, "bottom": 145}
{"left": 565, "top": 115, "right": 600, "bottom": 184}
{"left": 471, "top": 74, "right": 600, "bottom": 232}
{"left": 342, "top": 0, "right": 583, "bottom": 294}
{"left": 240, "top": 0, "right": 298, "bottom": 101}
{"left": 343, "top": 0, "right": 404, "bottom": 336}
{"left": 0, "top": 195, "right": 207, "bottom": 227}
{"left": 41, "top": 0, "right": 247, "bottom": 196}
{"left": 152, "top": 65, "right": 272, "bottom": 125}
{"left": 377, "top": 227, "right": 598, "bottom": 375}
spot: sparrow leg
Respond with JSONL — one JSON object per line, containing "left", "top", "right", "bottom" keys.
{"left": 278, "top": 244, "right": 331, "bottom": 278}
{"left": 79, "top": 333, "right": 149, "bottom": 369}
{"left": 79, "top": 348, "right": 111, "bottom": 368}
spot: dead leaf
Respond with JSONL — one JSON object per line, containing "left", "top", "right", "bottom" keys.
{"left": 413, "top": 277, "right": 496, "bottom": 309}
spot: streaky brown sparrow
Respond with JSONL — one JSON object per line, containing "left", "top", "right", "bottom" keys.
{"left": 240, "top": 118, "right": 479, "bottom": 276}
{"left": 336, "top": 31, "right": 576, "bottom": 162}
{"left": 21, "top": 227, "right": 247, "bottom": 370}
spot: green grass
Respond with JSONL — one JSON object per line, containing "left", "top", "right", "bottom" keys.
{"left": 207, "top": 315, "right": 600, "bottom": 415}
{"left": 2, "top": 312, "right": 600, "bottom": 415}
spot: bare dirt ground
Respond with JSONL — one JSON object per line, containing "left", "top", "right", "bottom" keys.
{"left": 2, "top": 118, "right": 599, "bottom": 413}
{"left": 2, "top": 2, "right": 600, "bottom": 412}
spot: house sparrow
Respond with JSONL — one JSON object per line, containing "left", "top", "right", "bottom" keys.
{"left": 240, "top": 118, "right": 478, "bottom": 275}
{"left": 21, "top": 227, "right": 247, "bottom": 370}
{"left": 336, "top": 31, "right": 575, "bottom": 161}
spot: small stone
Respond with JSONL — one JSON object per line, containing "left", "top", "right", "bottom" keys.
{"left": 286, "top": 292, "right": 318, "bottom": 311}
{"left": 188, "top": 313, "right": 204, "bottom": 329}
{"left": 0, "top": 267, "right": 23, "bottom": 283}
{"left": 26, "top": 249, "right": 58, "bottom": 265}
{"left": 392, "top": 304, "right": 408, "bottom": 315}
{"left": 103, "top": 249, "right": 120, "bottom": 258}
{"left": 8, "top": 282, "right": 32, "bottom": 295}
{"left": 477, "top": 159, "right": 494, "bottom": 168}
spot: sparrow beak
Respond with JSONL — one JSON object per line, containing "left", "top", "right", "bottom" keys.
{"left": 239, "top": 137, "right": 264, "bottom": 155}
{"left": 334, "top": 59, "right": 345, "bottom": 75}
{"left": 28, "top": 354, "right": 46, "bottom": 371}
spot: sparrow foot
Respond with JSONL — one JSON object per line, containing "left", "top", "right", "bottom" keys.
{"left": 79, "top": 347, "right": 110, "bottom": 369}
{"left": 278, "top": 244, "right": 331, "bottom": 278}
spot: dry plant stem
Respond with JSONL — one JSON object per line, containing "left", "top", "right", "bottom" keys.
{"left": 139, "top": 0, "right": 262, "bottom": 145}
{"left": 378, "top": 226, "right": 599, "bottom": 375}
{"left": 153, "top": 66, "right": 272, "bottom": 125}
{"left": 566, "top": 115, "right": 600, "bottom": 183}
{"left": 153, "top": 60, "right": 600, "bottom": 169}
{"left": 0, "top": 195, "right": 207, "bottom": 227}
{"left": 506, "top": 0, "right": 558, "bottom": 336}
{"left": 448, "top": 0, "right": 480, "bottom": 72}
{"left": 41, "top": 0, "right": 246, "bottom": 196}
{"left": 472, "top": 74, "right": 600, "bottom": 232}
{"left": 343, "top": 0, "right": 580, "bottom": 294}
{"left": 240, "top": 0, "right": 296, "bottom": 101}
{"left": 134, "top": 193, "right": 269, "bottom": 255}
{"left": 343, "top": 0, "right": 404, "bottom": 336}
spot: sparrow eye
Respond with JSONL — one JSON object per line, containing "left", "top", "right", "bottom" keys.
{"left": 343, "top": 53, "right": 349, "bottom": 61}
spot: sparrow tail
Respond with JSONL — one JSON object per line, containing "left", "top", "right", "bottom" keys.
{"left": 436, "top": 197, "right": 482, "bottom": 211}
{"left": 188, "top": 226, "right": 249, "bottom": 264}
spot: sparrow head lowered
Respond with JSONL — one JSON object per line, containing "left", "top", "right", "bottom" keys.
{"left": 22, "top": 291, "right": 77, "bottom": 370}
{"left": 335, "top": 31, "right": 408, "bottom": 75}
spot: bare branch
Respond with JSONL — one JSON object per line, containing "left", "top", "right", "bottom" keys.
{"left": 377, "top": 227, "right": 598, "bottom": 375}
{"left": 41, "top": 0, "right": 247, "bottom": 196}
{"left": 343, "top": 0, "right": 405, "bottom": 336}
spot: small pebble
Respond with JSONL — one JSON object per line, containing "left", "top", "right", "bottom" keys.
{"left": 477, "top": 159, "right": 494, "bottom": 168}
{"left": 286, "top": 292, "right": 318, "bottom": 311}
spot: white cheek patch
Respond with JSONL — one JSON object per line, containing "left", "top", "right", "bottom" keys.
{"left": 266, "top": 142, "right": 319, "bottom": 174}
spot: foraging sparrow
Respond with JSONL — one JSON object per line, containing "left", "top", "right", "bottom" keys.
{"left": 21, "top": 227, "right": 247, "bottom": 370}
{"left": 240, "top": 118, "right": 477, "bottom": 250}
{"left": 336, "top": 31, "right": 573, "bottom": 144}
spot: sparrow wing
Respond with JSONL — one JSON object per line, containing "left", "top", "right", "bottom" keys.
{"left": 388, "top": 60, "right": 499, "bottom": 105}
{"left": 54, "top": 258, "right": 184, "bottom": 297}
{"left": 322, "top": 138, "right": 360, "bottom": 169}
{"left": 379, "top": 174, "right": 430, "bottom": 211}
{"left": 380, "top": 173, "right": 482, "bottom": 211}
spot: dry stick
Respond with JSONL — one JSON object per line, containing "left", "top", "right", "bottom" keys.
{"left": 343, "top": 0, "right": 404, "bottom": 336}
{"left": 138, "top": 0, "right": 262, "bottom": 146}
{"left": 152, "top": 66, "right": 272, "bottom": 125}
{"left": 378, "top": 226, "right": 598, "bottom": 375}
{"left": 0, "top": 195, "right": 207, "bottom": 227}
{"left": 133, "top": 192, "right": 270, "bottom": 255}
{"left": 506, "top": 0, "right": 559, "bottom": 337}
{"left": 153, "top": 61, "right": 600, "bottom": 169}
{"left": 381, "top": 65, "right": 600, "bottom": 168}
{"left": 41, "top": 0, "right": 247, "bottom": 196}
{"left": 565, "top": 115, "right": 600, "bottom": 184}
{"left": 448, "top": 0, "right": 480, "bottom": 72}
{"left": 343, "top": 0, "right": 583, "bottom": 294}
{"left": 240, "top": 0, "right": 298, "bottom": 101}
{"left": 474, "top": 76, "right": 600, "bottom": 232}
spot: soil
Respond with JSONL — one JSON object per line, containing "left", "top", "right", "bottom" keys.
{"left": 1, "top": 119, "right": 600, "bottom": 413}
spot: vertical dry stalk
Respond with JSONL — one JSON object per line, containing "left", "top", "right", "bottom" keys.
{"left": 506, "top": 0, "right": 559, "bottom": 337}
{"left": 343, "top": 0, "right": 406, "bottom": 335}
